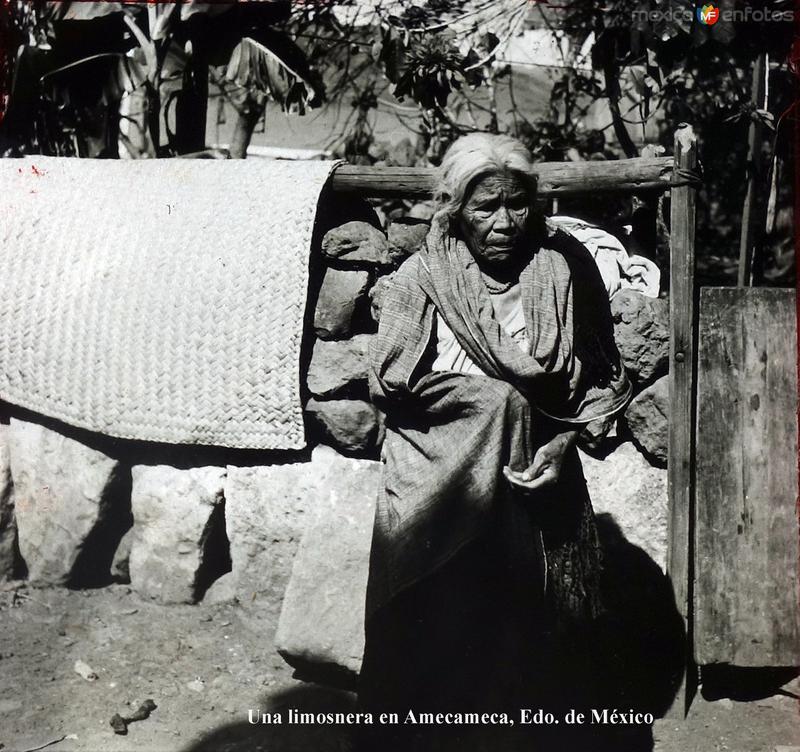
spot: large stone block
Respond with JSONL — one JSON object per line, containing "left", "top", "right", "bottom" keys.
{"left": 305, "top": 398, "right": 384, "bottom": 456}
{"left": 624, "top": 376, "right": 668, "bottom": 466}
{"left": 129, "top": 465, "right": 226, "bottom": 604}
{"left": 313, "top": 268, "right": 371, "bottom": 341}
{"left": 387, "top": 218, "right": 429, "bottom": 264}
{"left": 579, "top": 442, "right": 668, "bottom": 570}
{"left": 369, "top": 272, "right": 396, "bottom": 324}
{"left": 220, "top": 446, "right": 339, "bottom": 617}
{"left": 321, "top": 221, "right": 393, "bottom": 268}
{"left": 0, "top": 424, "right": 18, "bottom": 579}
{"left": 306, "top": 334, "right": 373, "bottom": 400}
{"left": 7, "top": 417, "right": 129, "bottom": 586}
{"left": 611, "top": 289, "right": 670, "bottom": 387}
{"left": 276, "top": 449, "right": 380, "bottom": 686}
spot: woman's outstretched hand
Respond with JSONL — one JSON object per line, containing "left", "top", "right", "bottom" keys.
{"left": 503, "top": 428, "right": 580, "bottom": 493}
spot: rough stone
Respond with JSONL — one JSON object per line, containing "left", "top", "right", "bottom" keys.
{"left": 313, "top": 268, "right": 371, "bottom": 340}
{"left": 0, "top": 424, "right": 18, "bottom": 580}
{"left": 371, "top": 204, "right": 389, "bottom": 231}
{"left": 202, "top": 570, "right": 237, "bottom": 605}
{"left": 579, "top": 442, "right": 668, "bottom": 570}
{"left": 129, "top": 465, "right": 226, "bottom": 604}
{"left": 222, "top": 447, "right": 339, "bottom": 621}
{"left": 579, "top": 414, "right": 617, "bottom": 452}
{"left": 276, "top": 448, "right": 380, "bottom": 685}
{"left": 111, "top": 525, "right": 134, "bottom": 583}
{"left": 624, "top": 376, "right": 668, "bottom": 466}
{"left": 385, "top": 200, "right": 412, "bottom": 221}
{"left": 306, "top": 398, "right": 384, "bottom": 456}
{"left": 369, "top": 272, "right": 396, "bottom": 324}
{"left": 321, "top": 221, "right": 393, "bottom": 268}
{"left": 611, "top": 289, "right": 670, "bottom": 386}
{"left": 407, "top": 201, "right": 436, "bottom": 221}
{"left": 387, "top": 218, "right": 429, "bottom": 264}
{"left": 306, "top": 334, "right": 373, "bottom": 399}
{"left": 7, "top": 418, "right": 129, "bottom": 586}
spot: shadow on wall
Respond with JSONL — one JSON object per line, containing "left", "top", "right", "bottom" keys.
{"left": 180, "top": 684, "right": 358, "bottom": 752}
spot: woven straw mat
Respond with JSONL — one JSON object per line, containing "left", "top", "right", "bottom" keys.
{"left": 0, "top": 156, "right": 341, "bottom": 449}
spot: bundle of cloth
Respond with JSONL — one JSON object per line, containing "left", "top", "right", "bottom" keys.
{"left": 550, "top": 215, "right": 660, "bottom": 299}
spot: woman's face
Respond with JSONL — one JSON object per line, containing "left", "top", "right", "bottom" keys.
{"left": 457, "top": 171, "right": 532, "bottom": 272}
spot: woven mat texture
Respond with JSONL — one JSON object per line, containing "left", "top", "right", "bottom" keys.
{"left": 0, "top": 157, "right": 339, "bottom": 449}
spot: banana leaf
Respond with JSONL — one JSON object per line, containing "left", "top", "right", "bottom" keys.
{"left": 45, "top": 2, "right": 124, "bottom": 21}
{"left": 225, "top": 30, "right": 324, "bottom": 113}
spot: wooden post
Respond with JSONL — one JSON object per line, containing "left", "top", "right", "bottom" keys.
{"left": 667, "top": 124, "right": 699, "bottom": 717}
{"left": 737, "top": 53, "right": 768, "bottom": 287}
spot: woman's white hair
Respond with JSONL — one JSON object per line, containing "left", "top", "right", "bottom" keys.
{"left": 433, "top": 133, "right": 538, "bottom": 219}
{"left": 428, "top": 133, "right": 536, "bottom": 246}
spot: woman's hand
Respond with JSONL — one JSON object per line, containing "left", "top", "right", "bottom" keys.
{"left": 503, "top": 428, "right": 580, "bottom": 494}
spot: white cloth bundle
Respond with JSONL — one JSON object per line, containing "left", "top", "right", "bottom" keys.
{"left": 551, "top": 214, "right": 661, "bottom": 299}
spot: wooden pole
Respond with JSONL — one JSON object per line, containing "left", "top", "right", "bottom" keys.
{"left": 737, "top": 53, "right": 769, "bottom": 287}
{"left": 330, "top": 157, "right": 675, "bottom": 199}
{"left": 667, "top": 124, "right": 699, "bottom": 717}
{"left": 229, "top": 94, "right": 266, "bottom": 160}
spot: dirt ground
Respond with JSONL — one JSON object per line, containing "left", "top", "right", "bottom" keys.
{"left": 1, "top": 584, "right": 798, "bottom": 752}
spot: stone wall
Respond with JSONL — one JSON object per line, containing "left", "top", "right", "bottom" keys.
{"left": 307, "top": 202, "right": 670, "bottom": 565}
{"left": 304, "top": 204, "right": 429, "bottom": 458}
{"left": 0, "top": 197, "right": 670, "bottom": 682}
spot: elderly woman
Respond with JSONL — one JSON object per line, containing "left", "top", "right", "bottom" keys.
{"left": 358, "top": 133, "right": 632, "bottom": 751}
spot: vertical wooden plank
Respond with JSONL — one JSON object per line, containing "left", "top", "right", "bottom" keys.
{"left": 695, "top": 288, "right": 800, "bottom": 665}
{"left": 667, "top": 124, "right": 698, "bottom": 716}
{"left": 737, "top": 53, "right": 768, "bottom": 287}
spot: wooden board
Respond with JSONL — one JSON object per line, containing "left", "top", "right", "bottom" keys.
{"left": 694, "top": 287, "right": 799, "bottom": 666}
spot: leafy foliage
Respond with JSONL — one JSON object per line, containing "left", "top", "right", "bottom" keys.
{"left": 374, "top": 25, "right": 490, "bottom": 111}
{"left": 529, "top": 0, "right": 794, "bottom": 282}
{"left": 225, "top": 32, "right": 323, "bottom": 116}
{"left": 1, "top": 0, "right": 793, "bottom": 282}
{"left": 0, "top": 0, "right": 324, "bottom": 156}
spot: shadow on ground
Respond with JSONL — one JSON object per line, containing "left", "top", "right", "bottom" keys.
{"left": 701, "top": 665, "right": 800, "bottom": 702}
{"left": 181, "top": 514, "right": 685, "bottom": 752}
{"left": 180, "top": 684, "right": 358, "bottom": 752}
{"left": 551, "top": 513, "right": 687, "bottom": 752}
{"left": 594, "top": 513, "right": 686, "bottom": 719}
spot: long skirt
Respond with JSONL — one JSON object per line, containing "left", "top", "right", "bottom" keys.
{"left": 358, "top": 373, "right": 623, "bottom": 751}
